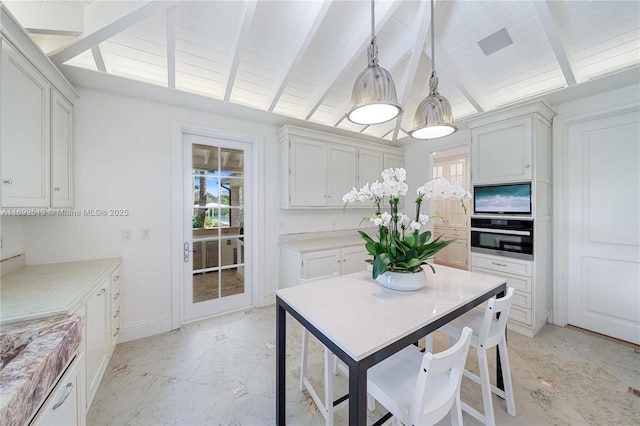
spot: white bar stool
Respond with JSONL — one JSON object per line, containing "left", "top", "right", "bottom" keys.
{"left": 428, "top": 287, "right": 516, "bottom": 425}
{"left": 367, "top": 326, "right": 473, "bottom": 426}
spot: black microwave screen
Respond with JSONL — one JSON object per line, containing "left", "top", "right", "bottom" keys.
{"left": 473, "top": 182, "right": 532, "bottom": 214}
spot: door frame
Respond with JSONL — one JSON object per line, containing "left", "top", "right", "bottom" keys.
{"left": 171, "top": 120, "right": 262, "bottom": 329}
{"left": 552, "top": 99, "right": 640, "bottom": 328}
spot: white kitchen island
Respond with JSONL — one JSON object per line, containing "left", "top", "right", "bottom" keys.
{"left": 275, "top": 265, "right": 507, "bottom": 425}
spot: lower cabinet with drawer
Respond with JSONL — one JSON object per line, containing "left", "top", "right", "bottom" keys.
{"left": 280, "top": 244, "right": 369, "bottom": 287}
{"left": 471, "top": 252, "right": 548, "bottom": 337}
{"left": 32, "top": 353, "right": 85, "bottom": 426}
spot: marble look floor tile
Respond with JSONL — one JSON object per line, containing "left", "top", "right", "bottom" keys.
{"left": 89, "top": 307, "right": 640, "bottom": 425}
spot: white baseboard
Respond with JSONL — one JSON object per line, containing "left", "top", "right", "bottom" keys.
{"left": 119, "top": 316, "right": 173, "bottom": 343}
{"left": 262, "top": 294, "right": 275, "bottom": 306}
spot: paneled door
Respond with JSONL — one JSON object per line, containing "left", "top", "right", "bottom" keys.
{"left": 183, "top": 133, "right": 252, "bottom": 322}
{"left": 566, "top": 110, "right": 640, "bottom": 344}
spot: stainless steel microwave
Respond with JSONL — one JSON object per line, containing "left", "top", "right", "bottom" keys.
{"left": 470, "top": 218, "right": 533, "bottom": 260}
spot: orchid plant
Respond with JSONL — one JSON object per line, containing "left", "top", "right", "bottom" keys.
{"left": 343, "top": 168, "right": 470, "bottom": 279}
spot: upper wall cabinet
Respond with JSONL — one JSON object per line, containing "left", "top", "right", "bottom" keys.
{"left": 0, "top": 6, "right": 78, "bottom": 208}
{"left": 468, "top": 102, "right": 554, "bottom": 185}
{"left": 278, "top": 125, "right": 403, "bottom": 209}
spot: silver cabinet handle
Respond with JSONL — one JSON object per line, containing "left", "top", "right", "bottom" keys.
{"left": 184, "top": 242, "right": 190, "bottom": 263}
{"left": 491, "top": 261, "right": 508, "bottom": 267}
{"left": 112, "top": 275, "right": 120, "bottom": 281}
{"left": 52, "top": 383, "right": 74, "bottom": 410}
{"left": 113, "top": 292, "right": 120, "bottom": 301}
{"left": 113, "top": 327, "right": 120, "bottom": 337}
{"left": 3, "top": 179, "right": 12, "bottom": 185}
{"left": 54, "top": 187, "right": 61, "bottom": 191}
{"left": 113, "top": 310, "right": 120, "bottom": 319}
{"left": 97, "top": 288, "right": 106, "bottom": 296}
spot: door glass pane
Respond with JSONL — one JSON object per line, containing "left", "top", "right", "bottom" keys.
{"left": 191, "top": 143, "right": 245, "bottom": 304}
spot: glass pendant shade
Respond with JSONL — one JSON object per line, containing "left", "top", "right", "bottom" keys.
{"left": 347, "top": 65, "right": 401, "bottom": 125}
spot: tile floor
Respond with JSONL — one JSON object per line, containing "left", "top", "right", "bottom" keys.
{"left": 88, "top": 307, "right": 640, "bottom": 425}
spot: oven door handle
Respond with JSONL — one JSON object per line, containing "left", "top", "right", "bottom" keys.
{"left": 470, "top": 227, "right": 531, "bottom": 236}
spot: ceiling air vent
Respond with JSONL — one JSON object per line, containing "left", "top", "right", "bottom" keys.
{"left": 478, "top": 28, "right": 513, "bottom": 56}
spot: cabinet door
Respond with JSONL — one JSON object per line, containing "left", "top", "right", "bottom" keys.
{"left": 33, "top": 353, "right": 84, "bottom": 426}
{"left": 341, "top": 246, "right": 370, "bottom": 275}
{"left": 1, "top": 42, "right": 50, "bottom": 207}
{"left": 471, "top": 116, "right": 532, "bottom": 183}
{"left": 301, "top": 249, "right": 341, "bottom": 280}
{"left": 326, "top": 144, "right": 356, "bottom": 207}
{"left": 443, "top": 238, "right": 468, "bottom": 270}
{"left": 51, "top": 90, "right": 73, "bottom": 207}
{"left": 290, "top": 138, "right": 326, "bottom": 206}
{"left": 86, "top": 282, "right": 108, "bottom": 409}
{"left": 358, "top": 150, "right": 384, "bottom": 188}
{"left": 383, "top": 153, "right": 404, "bottom": 170}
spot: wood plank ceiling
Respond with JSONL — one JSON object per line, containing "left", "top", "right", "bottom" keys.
{"left": 5, "top": 0, "right": 640, "bottom": 143}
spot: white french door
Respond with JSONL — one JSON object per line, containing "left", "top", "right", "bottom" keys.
{"left": 183, "top": 133, "right": 252, "bottom": 322}
{"left": 566, "top": 110, "right": 640, "bottom": 344}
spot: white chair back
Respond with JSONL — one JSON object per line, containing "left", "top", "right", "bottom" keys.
{"left": 410, "top": 326, "right": 473, "bottom": 425}
{"left": 476, "top": 287, "right": 515, "bottom": 349}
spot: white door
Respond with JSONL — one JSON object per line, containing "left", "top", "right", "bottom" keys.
{"left": 183, "top": 133, "right": 252, "bottom": 322}
{"left": 567, "top": 111, "right": 640, "bottom": 344}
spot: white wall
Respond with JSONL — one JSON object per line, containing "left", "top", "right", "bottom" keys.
{"left": 17, "top": 86, "right": 374, "bottom": 341}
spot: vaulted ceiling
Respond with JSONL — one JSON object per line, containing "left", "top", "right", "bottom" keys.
{"left": 5, "top": 0, "right": 640, "bottom": 143}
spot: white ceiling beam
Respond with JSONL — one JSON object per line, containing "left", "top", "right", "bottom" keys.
{"left": 91, "top": 45, "right": 107, "bottom": 73}
{"left": 392, "top": 0, "right": 430, "bottom": 142}
{"left": 49, "top": 1, "right": 179, "bottom": 65}
{"left": 224, "top": 0, "right": 257, "bottom": 102}
{"left": 533, "top": 0, "right": 577, "bottom": 86}
{"left": 303, "top": 0, "right": 402, "bottom": 121}
{"left": 166, "top": 6, "right": 177, "bottom": 89}
{"left": 267, "top": 0, "right": 333, "bottom": 112}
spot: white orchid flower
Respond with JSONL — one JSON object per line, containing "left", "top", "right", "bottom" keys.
{"left": 419, "top": 214, "right": 431, "bottom": 224}
{"left": 409, "top": 220, "right": 422, "bottom": 231}
{"left": 380, "top": 211, "right": 392, "bottom": 226}
{"left": 394, "top": 168, "right": 407, "bottom": 183}
{"left": 381, "top": 168, "right": 395, "bottom": 181}
{"left": 342, "top": 188, "right": 358, "bottom": 203}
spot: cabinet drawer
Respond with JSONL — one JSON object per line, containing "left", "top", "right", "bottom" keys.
{"left": 509, "top": 305, "right": 532, "bottom": 326}
{"left": 471, "top": 253, "right": 532, "bottom": 277}
{"left": 471, "top": 266, "right": 532, "bottom": 294}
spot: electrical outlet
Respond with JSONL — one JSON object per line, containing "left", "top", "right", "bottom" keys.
{"left": 122, "top": 229, "right": 132, "bottom": 241}
{"left": 141, "top": 228, "right": 151, "bottom": 240}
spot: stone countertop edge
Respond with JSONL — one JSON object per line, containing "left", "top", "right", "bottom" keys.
{"left": 0, "top": 314, "right": 82, "bottom": 426}
{"left": 278, "top": 235, "right": 367, "bottom": 253}
{"left": 0, "top": 257, "right": 122, "bottom": 326}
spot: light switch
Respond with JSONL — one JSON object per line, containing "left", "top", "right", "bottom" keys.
{"left": 141, "top": 228, "right": 151, "bottom": 240}
{"left": 122, "top": 229, "right": 132, "bottom": 241}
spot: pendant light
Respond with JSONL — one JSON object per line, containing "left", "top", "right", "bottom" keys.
{"left": 346, "top": 0, "right": 401, "bottom": 125}
{"left": 409, "top": 0, "right": 457, "bottom": 139}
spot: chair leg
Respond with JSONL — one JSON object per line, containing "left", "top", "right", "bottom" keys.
{"left": 498, "top": 338, "right": 516, "bottom": 416}
{"left": 451, "top": 393, "right": 463, "bottom": 426}
{"left": 323, "top": 347, "right": 334, "bottom": 426}
{"left": 300, "top": 328, "right": 309, "bottom": 391}
{"left": 477, "top": 347, "right": 496, "bottom": 426}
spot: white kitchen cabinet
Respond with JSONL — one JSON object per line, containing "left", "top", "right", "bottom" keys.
{"left": 108, "top": 268, "right": 122, "bottom": 356}
{"left": 280, "top": 239, "right": 370, "bottom": 287}
{"left": 433, "top": 226, "right": 468, "bottom": 270}
{"left": 281, "top": 136, "right": 356, "bottom": 208}
{"left": 470, "top": 251, "right": 551, "bottom": 337}
{"left": 278, "top": 125, "right": 403, "bottom": 209}
{"left": 51, "top": 90, "right": 74, "bottom": 208}
{"left": 85, "top": 278, "right": 109, "bottom": 411}
{"left": 32, "top": 353, "right": 85, "bottom": 426}
{"left": 471, "top": 116, "right": 533, "bottom": 184}
{"left": 0, "top": 10, "right": 77, "bottom": 208}
{"left": 0, "top": 40, "right": 50, "bottom": 207}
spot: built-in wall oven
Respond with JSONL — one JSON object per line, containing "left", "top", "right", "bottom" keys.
{"left": 470, "top": 218, "right": 534, "bottom": 260}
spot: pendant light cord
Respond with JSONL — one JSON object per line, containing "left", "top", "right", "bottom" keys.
{"left": 431, "top": 0, "right": 435, "bottom": 74}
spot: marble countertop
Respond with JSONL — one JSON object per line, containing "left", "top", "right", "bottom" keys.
{"left": 0, "top": 258, "right": 121, "bottom": 325}
{"left": 278, "top": 234, "right": 366, "bottom": 253}
{"left": 0, "top": 314, "right": 82, "bottom": 426}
